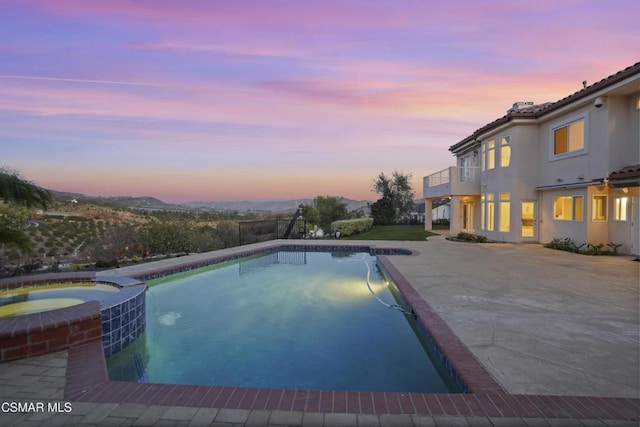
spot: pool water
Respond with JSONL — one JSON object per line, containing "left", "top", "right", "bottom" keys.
{"left": 107, "top": 251, "right": 461, "bottom": 392}
{"left": 0, "top": 282, "right": 120, "bottom": 317}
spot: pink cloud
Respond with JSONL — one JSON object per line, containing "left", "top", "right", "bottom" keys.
{"left": 28, "top": 0, "right": 413, "bottom": 31}
{"left": 131, "top": 41, "right": 308, "bottom": 60}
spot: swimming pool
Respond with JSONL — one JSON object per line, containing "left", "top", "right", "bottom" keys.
{"left": 107, "top": 250, "right": 462, "bottom": 393}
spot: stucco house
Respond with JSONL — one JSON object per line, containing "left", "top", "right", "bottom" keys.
{"left": 424, "top": 62, "right": 639, "bottom": 255}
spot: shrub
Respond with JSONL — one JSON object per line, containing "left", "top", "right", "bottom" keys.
{"left": 455, "top": 232, "right": 487, "bottom": 243}
{"left": 607, "top": 242, "right": 622, "bottom": 255}
{"left": 544, "top": 237, "right": 583, "bottom": 253}
{"left": 584, "top": 243, "right": 605, "bottom": 255}
{"left": 331, "top": 218, "right": 374, "bottom": 236}
{"left": 95, "top": 259, "right": 119, "bottom": 269}
{"left": 544, "top": 237, "right": 621, "bottom": 256}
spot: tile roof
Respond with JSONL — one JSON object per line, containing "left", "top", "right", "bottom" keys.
{"left": 608, "top": 164, "right": 640, "bottom": 185}
{"left": 449, "top": 62, "right": 640, "bottom": 153}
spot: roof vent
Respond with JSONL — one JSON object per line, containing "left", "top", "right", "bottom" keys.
{"left": 507, "top": 101, "right": 534, "bottom": 113}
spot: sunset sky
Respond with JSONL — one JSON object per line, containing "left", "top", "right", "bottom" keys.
{"left": 1, "top": 1, "right": 638, "bottom": 203}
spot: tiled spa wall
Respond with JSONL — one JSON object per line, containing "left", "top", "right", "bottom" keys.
{"left": 97, "top": 277, "right": 147, "bottom": 357}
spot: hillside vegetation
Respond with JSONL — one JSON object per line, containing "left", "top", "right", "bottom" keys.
{"left": 0, "top": 195, "right": 277, "bottom": 276}
{"left": 1, "top": 191, "right": 414, "bottom": 277}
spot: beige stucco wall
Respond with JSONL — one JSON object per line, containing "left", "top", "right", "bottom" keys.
{"left": 477, "top": 123, "right": 541, "bottom": 242}
{"left": 537, "top": 105, "right": 600, "bottom": 189}
{"left": 538, "top": 187, "right": 588, "bottom": 245}
{"left": 608, "top": 95, "right": 640, "bottom": 172}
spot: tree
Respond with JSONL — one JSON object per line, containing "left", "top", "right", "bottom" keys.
{"left": 369, "top": 197, "right": 396, "bottom": 226}
{"left": 370, "top": 171, "right": 415, "bottom": 225}
{"left": 298, "top": 203, "right": 319, "bottom": 227}
{"left": 87, "top": 223, "right": 142, "bottom": 263}
{"left": 0, "top": 167, "right": 51, "bottom": 255}
{"left": 140, "top": 218, "right": 194, "bottom": 256}
{"left": 211, "top": 220, "right": 239, "bottom": 249}
{"left": 300, "top": 196, "right": 348, "bottom": 231}
{"left": 0, "top": 167, "right": 51, "bottom": 209}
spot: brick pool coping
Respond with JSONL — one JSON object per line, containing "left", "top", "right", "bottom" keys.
{"left": 24, "top": 244, "right": 640, "bottom": 421}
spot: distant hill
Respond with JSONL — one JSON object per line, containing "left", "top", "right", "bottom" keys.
{"left": 181, "top": 198, "right": 371, "bottom": 213}
{"left": 50, "top": 190, "right": 371, "bottom": 214}
{"left": 51, "top": 191, "right": 186, "bottom": 211}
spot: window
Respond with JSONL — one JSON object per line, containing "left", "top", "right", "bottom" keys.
{"left": 591, "top": 195, "right": 607, "bottom": 222}
{"left": 480, "top": 194, "right": 485, "bottom": 230}
{"left": 553, "top": 196, "right": 583, "bottom": 221}
{"left": 553, "top": 119, "right": 584, "bottom": 155}
{"left": 486, "top": 193, "right": 495, "bottom": 231}
{"left": 500, "top": 136, "right": 511, "bottom": 167}
{"left": 499, "top": 192, "right": 510, "bottom": 232}
{"left": 614, "top": 197, "right": 628, "bottom": 221}
{"left": 459, "top": 156, "right": 471, "bottom": 182}
{"left": 485, "top": 140, "right": 495, "bottom": 170}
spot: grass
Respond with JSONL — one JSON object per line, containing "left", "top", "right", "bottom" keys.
{"left": 345, "top": 224, "right": 439, "bottom": 241}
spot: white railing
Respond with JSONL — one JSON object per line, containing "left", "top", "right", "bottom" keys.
{"left": 424, "top": 166, "right": 481, "bottom": 199}
{"left": 427, "top": 167, "right": 451, "bottom": 187}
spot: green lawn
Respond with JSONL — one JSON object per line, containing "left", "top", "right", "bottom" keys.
{"left": 344, "top": 224, "right": 438, "bottom": 241}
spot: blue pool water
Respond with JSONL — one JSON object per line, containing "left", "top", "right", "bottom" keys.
{"left": 107, "top": 251, "right": 461, "bottom": 392}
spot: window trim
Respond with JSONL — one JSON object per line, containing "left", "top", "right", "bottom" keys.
{"left": 549, "top": 113, "right": 588, "bottom": 160}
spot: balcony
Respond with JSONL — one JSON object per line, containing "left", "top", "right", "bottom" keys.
{"left": 423, "top": 166, "right": 481, "bottom": 199}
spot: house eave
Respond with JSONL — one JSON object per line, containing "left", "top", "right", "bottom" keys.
{"left": 449, "top": 62, "right": 640, "bottom": 153}
{"left": 534, "top": 181, "right": 599, "bottom": 191}
{"left": 609, "top": 178, "right": 640, "bottom": 188}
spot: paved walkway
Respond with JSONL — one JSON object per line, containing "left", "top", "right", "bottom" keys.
{"left": 1, "top": 237, "right": 638, "bottom": 426}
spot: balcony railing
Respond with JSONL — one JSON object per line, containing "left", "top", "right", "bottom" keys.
{"left": 426, "top": 168, "right": 450, "bottom": 187}
{"left": 423, "top": 166, "right": 481, "bottom": 198}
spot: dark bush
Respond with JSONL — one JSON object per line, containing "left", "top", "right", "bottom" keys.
{"left": 95, "top": 259, "right": 119, "bottom": 269}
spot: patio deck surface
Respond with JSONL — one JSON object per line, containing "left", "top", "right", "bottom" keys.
{"left": 0, "top": 236, "right": 638, "bottom": 426}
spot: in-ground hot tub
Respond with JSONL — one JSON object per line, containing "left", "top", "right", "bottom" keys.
{"left": 0, "top": 281, "right": 120, "bottom": 317}
{"left": 0, "top": 273, "right": 146, "bottom": 362}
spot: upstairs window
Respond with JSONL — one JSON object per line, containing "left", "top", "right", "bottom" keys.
{"left": 553, "top": 196, "right": 583, "bottom": 221}
{"left": 553, "top": 119, "right": 584, "bottom": 155}
{"left": 500, "top": 136, "right": 511, "bottom": 167}
{"left": 485, "top": 140, "right": 495, "bottom": 170}
{"left": 459, "top": 156, "right": 472, "bottom": 182}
